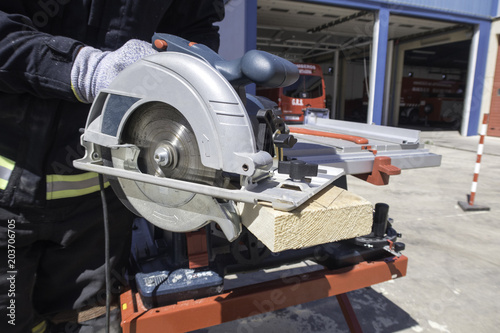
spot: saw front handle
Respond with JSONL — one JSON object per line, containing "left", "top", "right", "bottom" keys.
{"left": 152, "top": 33, "right": 299, "bottom": 88}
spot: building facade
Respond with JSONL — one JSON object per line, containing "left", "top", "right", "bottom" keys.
{"left": 218, "top": 0, "right": 500, "bottom": 136}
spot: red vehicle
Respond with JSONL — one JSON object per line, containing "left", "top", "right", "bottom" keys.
{"left": 399, "top": 77, "right": 464, "bottom": 127}
{"left": 257, "top": 63, "right": 328, "bottom": 123}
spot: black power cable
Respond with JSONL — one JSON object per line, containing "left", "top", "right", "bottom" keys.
{"left": 98, "top": 174, "right": 111, "bottom": 333}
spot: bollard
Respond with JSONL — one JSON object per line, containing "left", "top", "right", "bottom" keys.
{"left": 458, "top": 114, "right": 491, "bottom": 212}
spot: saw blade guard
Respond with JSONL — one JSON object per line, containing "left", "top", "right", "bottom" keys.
{"left": 83, "top": 52, "right": 271, "bottom": 178}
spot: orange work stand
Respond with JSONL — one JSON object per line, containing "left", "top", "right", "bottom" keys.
{"left": 120, "top": 255, "right": 408, "bottom": 333}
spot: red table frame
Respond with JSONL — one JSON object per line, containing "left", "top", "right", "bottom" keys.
{"left": 120, "top": 255, "right": 407, "bottom": 333}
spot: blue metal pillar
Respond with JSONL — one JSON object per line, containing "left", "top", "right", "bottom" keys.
{"left": 245, "top": 0, "right": 257, "bottom": 95}
{"left": 217, "top": 0, "right": 257, "bottom": 59}
{"left": 367, "top": 9, "right": 390, "bottom": 125}
{"left": 466, "top": 21, "right": 491, "bottom": 136}
{"left": 245, "top": 0, "right": 257, "bottom": 51}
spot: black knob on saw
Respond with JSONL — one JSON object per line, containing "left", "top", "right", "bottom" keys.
{"left": 273, "top": 133, "right": 297, "bottom": 149}
{"left": 278, "top": 160, "right": 318, "bottom": 180}
{"left": 256, "top": 109, "right": 297, "bottom": 156}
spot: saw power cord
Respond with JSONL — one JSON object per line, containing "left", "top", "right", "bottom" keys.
{"left": 98, "top": 174, "right": 111, "bottom": 333}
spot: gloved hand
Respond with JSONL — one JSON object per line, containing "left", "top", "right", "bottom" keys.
{"left": 71, "top": 39, "right": 157, "bottom": 103}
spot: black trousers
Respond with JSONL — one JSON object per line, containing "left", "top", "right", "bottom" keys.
{"left": 0, "top": 190, "right": 135, "bottom": 333}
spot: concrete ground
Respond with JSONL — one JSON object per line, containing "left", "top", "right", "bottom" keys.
{"left": 195, "top": 130, "right": 500, "bottom": 333}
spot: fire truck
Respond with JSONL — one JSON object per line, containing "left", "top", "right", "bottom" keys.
{"left": 399, "top": 77, "right": 464, "bottom": 127}
{"left": 257, "top": 63, "right": 329, "bottom": 123}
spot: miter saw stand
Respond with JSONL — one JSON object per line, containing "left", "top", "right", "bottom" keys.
{"left": 119, "top": 201, "right": 406, "bottom": 333}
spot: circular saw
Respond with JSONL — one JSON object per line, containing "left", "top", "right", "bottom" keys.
{"left": 73, "top": 33, "right": 345, "bottom": 241}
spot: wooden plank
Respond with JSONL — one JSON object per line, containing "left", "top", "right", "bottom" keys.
{"left": 237, "top": 185, "right": 373, "bottom": 252}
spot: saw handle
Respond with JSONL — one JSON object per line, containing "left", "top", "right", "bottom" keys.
{"left": 152, "top": 33, "right": 299, "bottom": 88}
{"left": 220, "top": 50, "right": 299, "bottom": 88}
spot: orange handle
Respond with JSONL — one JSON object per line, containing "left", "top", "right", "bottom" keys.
{"left": 289, "top": 127, "right": 369, "bottom": 144}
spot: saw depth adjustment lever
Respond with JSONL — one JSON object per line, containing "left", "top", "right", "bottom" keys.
{"left": 256, "top": 109, "right": 297, "bottom": 156}
{"left": 254, "top": 109, "right": 317, "bottom": 181}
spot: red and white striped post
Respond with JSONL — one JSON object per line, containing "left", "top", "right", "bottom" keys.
{"left": 459, "top": 114, "right": 491, "bottom": 211}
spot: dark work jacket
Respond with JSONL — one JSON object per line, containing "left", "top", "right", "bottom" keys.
{"left": 0, "top": 0, "right": 224, "bottom": 209}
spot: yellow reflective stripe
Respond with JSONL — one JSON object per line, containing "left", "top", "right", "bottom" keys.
{"left": 46, "top": 172, "right": 110, "bottom": 200}
{"left": 0, "top": 155, "right": 15, "bottom": 190}
{"left": 46, "top": 183, "right": 110, "bottom": 200}
{"left": 0, "top": 155, "right": 15, "bottom": 170}
{"left": 32, "top": 320, "right": 47, "bottom": 333}
{"left": 0, "top": 179, "right": 8, "bottom": 191}
{"left": 0, "top": 157, "right": 108, "bottom": 197}
{"left": 48, "top": 172, "right": 102, "bottom": 183}
{"left": 71, "top": 80, "right": 86, "bottom": 104}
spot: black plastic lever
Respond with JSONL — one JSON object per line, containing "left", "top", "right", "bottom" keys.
{"left": 278, "top": 160, "right": 319, "bottom": 181}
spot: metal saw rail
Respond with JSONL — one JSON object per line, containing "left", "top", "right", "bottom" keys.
{"left": 283, "top": 119, "right": 441, "bottom": 180}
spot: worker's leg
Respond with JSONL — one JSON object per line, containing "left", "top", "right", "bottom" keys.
{"left": 32, "top": 190, "right": 135, "bottom": 332}
{"left": 0, "top": 208, "right": 45, "bottom": 333}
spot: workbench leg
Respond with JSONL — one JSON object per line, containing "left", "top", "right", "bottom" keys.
{"left": 336, "top": 293, "right": 363, "bottom": 333}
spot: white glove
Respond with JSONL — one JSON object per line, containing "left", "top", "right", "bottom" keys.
{"left": 71, "top": 39, "right": 157, "bottom": 103}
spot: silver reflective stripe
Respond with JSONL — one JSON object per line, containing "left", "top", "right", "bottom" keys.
{"left": 0, "top": 165, "right": 12, "bottom": 181}
{"left": 46, "top": 172, "right": 110, "bottom": 200}
{"left": 49, "top": 176, "right": 101, "bottom": 192}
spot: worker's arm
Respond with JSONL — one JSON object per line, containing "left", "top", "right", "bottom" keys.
{"left": 0, "top": 9, "right": 157, "bottom": 104}
{"left": 0, "top": 10, "right": 83, "bottom": 101}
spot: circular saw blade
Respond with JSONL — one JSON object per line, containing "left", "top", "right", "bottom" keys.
{"left": 117, "top": 103, "right": 217, "bottom": 208}
{"left": 103, "top": 103, "right": 241, "bottom": 238}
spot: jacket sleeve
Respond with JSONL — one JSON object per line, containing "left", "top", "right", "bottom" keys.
{"left": 157, "top": 0, "right": 225, "bottom": 52}
{"left": 0, "top": 10, "right": 83, "bottom": 101}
